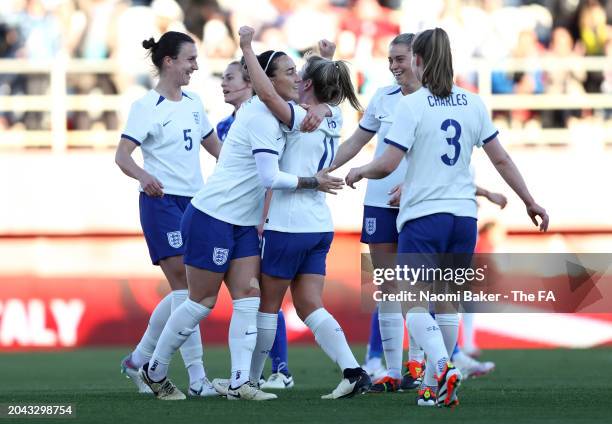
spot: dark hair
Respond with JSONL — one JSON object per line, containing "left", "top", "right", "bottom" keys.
{"left": 142, "top": 31, "right": 195, "bottom": 73}
{"left": 256, "top": 50, "right": 288, "bottom": 77}
{"left": 301, "top": 55, "right": 362, "bottom": 111}
{"left": 412, "top": 28, "right": 454, "bottom": 98}
{"left": 390, "top": 32, "right": 415, "bottom": 49}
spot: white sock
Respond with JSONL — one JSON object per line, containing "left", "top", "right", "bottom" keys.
{"left": 408, "top": 333, "right": 424, "bottom": 363}
{"left": 405, "top": 308, "right": 448, "bottom": 379}
{"left": 172, "top": 290, "right": 206, "bottom": 384}
{"left": 229, "top": 297, "right": 260, "bottom": 388}
{"left": 132, "top": 293, "right": 172, "bottom": 367}
{"left": 424, "top": 356, "right": 437, "bottom": 387}
{"left": 378, "top": 312, "right": 404, "bottom": 379}
{"left": 436, "top": 313, "right": 459, "bottom": 357}
{"left": 249, "top": 312, "right": 278, "bottom": 384}
{"left": 462, "top": 313, "right": 476, "bottom": 351}
{"left": 304, "top": 308, "right": 359, "bottom": 371}
{"left": 148, "top": 299, "right": 211, "bottom": 382}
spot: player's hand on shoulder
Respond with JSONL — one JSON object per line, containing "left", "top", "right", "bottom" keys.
{"left": 238, "top": 26, "right": 255, "bottom": 49}
{"left": 299, "top": 103, "right": 328, "bottom": 132}
{"left": 315, "top": 166, "right": 344, "bottom": 195}
{"left": 139, "top": 172, "right": 164, "bottom": 197}
{"left": 526, "top": 202, "right": 549, "bottom": 232}
{"left": 388, "top": 184, "right": 402, "bottom": 207}
{"left": 318, "top": 39, "right": 336, "bottom": 59}
{"left": 345, "top": 167, "right": 364, "bottom": 189}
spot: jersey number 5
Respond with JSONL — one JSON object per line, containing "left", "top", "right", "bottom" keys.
{"left": 183, "top": 129, "right": 193, "bottom": 151}
{"left": 440, "top": 119, "right": 461, "bottom": 166}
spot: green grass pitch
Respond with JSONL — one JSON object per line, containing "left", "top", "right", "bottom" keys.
{"left": 1, "top": 346, "right": 611, "bottom": 423}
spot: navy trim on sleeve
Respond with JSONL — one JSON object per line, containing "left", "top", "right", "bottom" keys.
{"left": 383, "top": 138, "right": 408, "bottom": 152}
{"left": 252, "top": 149, "right": 279, "bottom": 155}
{"left": 202, "top": 128, "right": 214, "bottom": 140}
{"left": 387, "top": 87, "right": 402, "bottom": 95}
{"left": 359, "top": 124, "right": 377, "bottom": 134}
{"left": 482, "top": 130, "right": 499, "bottom": 145}
{"left": 156, "top": 96, "right": 165, "bottom": 106}
{"left": 182, "top": 92, "right": 193, "bottom": 100}
{"left": 288, "top": 102, "right": 295, "bottom": 130}
{"left": 121, "top": 134, "right": 141, "bottom": 146}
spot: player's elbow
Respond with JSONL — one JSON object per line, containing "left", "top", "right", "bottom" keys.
{"left": 381, "top": 159, "right": 398, "bottom": 176}
{"left": 114, "top": 150, "right": 124, "bottom": 169}
{"left": 258, "top": 173, "right": 275, "bottom": 190}
{"left": 490, "top": 151, "right": 512, "bottom": 168}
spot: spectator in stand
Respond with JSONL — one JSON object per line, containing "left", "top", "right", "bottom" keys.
{"left": 577, "top": 0, "right": 609, "bottom": 92}
{"left": 543, "top": 26, "right": 586, "bottom": 127}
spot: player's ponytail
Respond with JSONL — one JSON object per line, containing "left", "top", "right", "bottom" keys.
{"left": 412, "top": 28, "right": 454, "bottom": 98}
{"left": 142, "top": 31, "right": 195, "bottom": 74}
{"left": 302, "top": 55, "right": 363, "bottom": 111}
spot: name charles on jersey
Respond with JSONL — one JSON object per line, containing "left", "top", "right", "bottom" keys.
{"left": 427, "top": 93, "right": 468, "bottom": 107}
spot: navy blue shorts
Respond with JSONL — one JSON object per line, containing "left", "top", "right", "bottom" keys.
{"left": 139, "top": 192, "right": 192, "bottom": 265}
{"left": 398, "top": 213, "right": 477, "bottom": 275}
{"left": 261, "top": 230, "right": 334, "bottom": 280}
{"left": 360, "top": 206, "right": 399, "bottom": 244}
{"left": 181, "top": 204, "right": 260, "bottom": 273}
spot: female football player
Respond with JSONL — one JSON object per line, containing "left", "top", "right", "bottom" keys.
{"left": 115, "top": 31, "right": 221, "bottom": 399}
{"left": 345, "top": 28, "right": 548, "bottom": 407}
{"left": 239, "top": 26, "right": 372, "bottom": 399}
{"left": 217, "top": 60, "right": 295, "bottom": 389}
{"left": 140, "top": 38, "right": 341, "bottom": 400}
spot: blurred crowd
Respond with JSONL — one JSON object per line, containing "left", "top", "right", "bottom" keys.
{"left": 0, "top": 0, "right": 611, "bottom": 133}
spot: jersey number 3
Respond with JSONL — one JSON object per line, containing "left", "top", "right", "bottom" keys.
{"left": 183, "top": 129, "right": 193, "bottom": 151}
{"left": 440, "top": 119, "right": 461, "bottom": 166}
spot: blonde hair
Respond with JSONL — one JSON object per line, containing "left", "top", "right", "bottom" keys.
{"left": 412, "top": 28, "right": 454, "bottom": 98}
{"left": 301, "top": 55, "right": 362, "bottom": 111}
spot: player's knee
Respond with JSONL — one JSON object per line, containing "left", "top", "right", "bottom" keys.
{"left": 230, "top": 286, "right": 260, "bottom": 299}
{"left": 294, "top": 300, "right": 321, "bottom": 321}
{"left": 189, "top": 294, "right": 217, "bottom": 309}
{"left": 229, "top": 277, "right": 261, "bottom": 299}
{"left": 259, "top": 296, "right": 282, "bottom": 314}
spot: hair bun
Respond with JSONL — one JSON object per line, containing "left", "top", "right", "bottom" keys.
{"left": 142, "top": 37, "right": 157, "bottom": 50}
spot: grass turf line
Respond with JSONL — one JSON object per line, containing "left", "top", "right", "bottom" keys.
{"left": 1, "top": 346, "right": 611, "bottom": 424}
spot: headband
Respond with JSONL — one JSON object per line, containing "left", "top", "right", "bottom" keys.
{"left": 263, "top": 51, "right": 278, "bottom": 73}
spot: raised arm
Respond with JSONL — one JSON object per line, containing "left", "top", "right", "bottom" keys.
{"left": 483, "top": 138, "right": 549, "bottom": 231}
{"left": 331, "top": 127, "right": 374, "bottom": 169}
{"left": 115, "top": 138, "right": 164, "bottom": 197}
{"left": 239, "top": 26, "right": 293, "bottom": 126}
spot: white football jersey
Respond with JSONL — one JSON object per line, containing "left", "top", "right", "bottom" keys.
{"left": 359, "top": 85, "right": 408, "bottom": 209}
{"left": 265, "top": 104, "right": 342, "bottom": 233}
{"left": 384, "top": 85, "right": 498, "bottom": 231}
{"left": 191, "top": 96, "right": 285, "bottom": 226}
{"left": 122, "top": 90, "right": 213, "bottom": 197}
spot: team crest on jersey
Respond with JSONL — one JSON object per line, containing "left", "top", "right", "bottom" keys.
{"left": 213, "top": 247, "right": 229, "bottom": 266}
{"left": 365, "top": 218, "right": 377, "bottom": 235}
{"left": 193, "top": 112, "right": 200, "bottom": 124}
{"left": 167, "top": 231, "right": 183, "bottom": 248}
